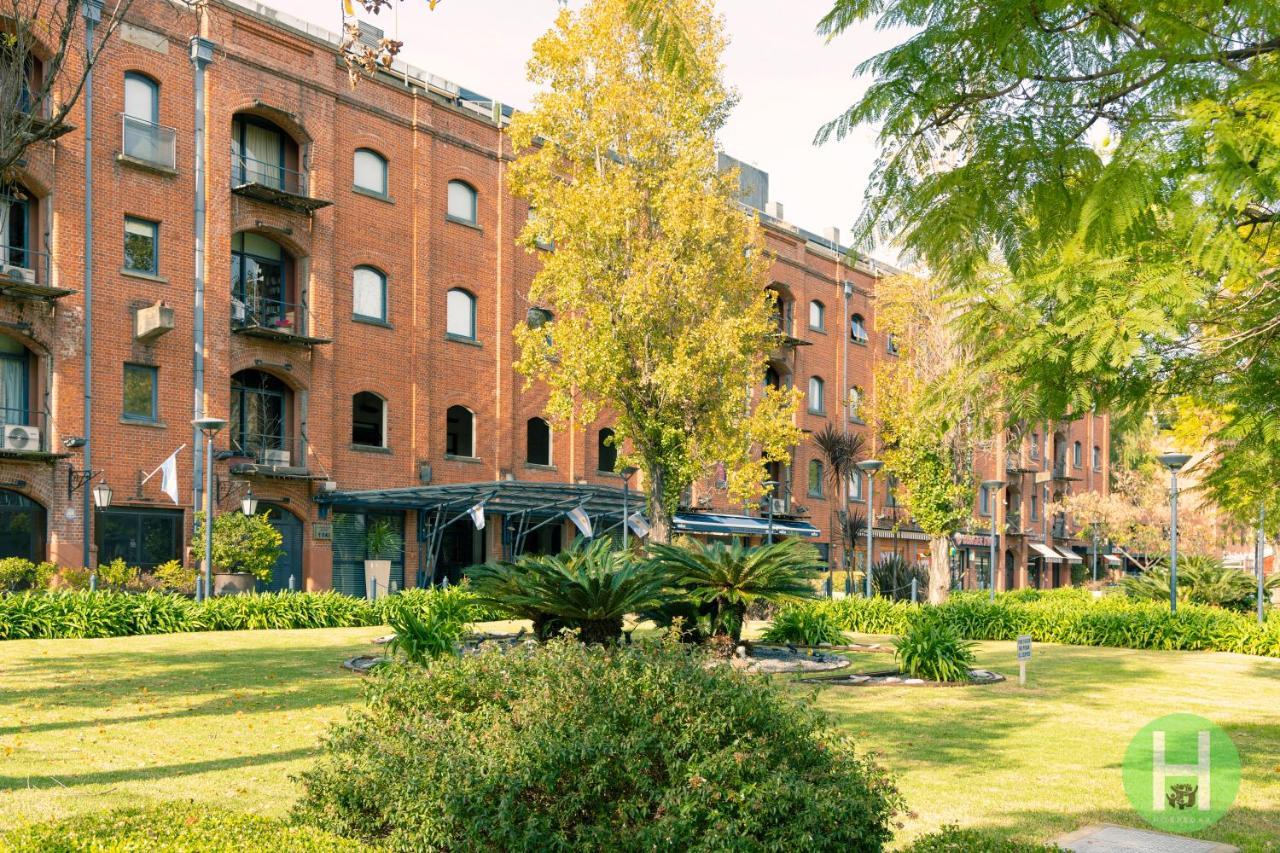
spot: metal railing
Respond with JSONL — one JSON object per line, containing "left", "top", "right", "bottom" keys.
{"left": 231, "top": 432, "right": 300, "bottom": 468}
{"left": 0, "top": 408, "right": 51, "bottom": 453}
{"left": 0, "top": 244, "right": 51, "bottom": 289}
{"left": 231, "top": 291, "right": 309, "bottom": 337}
{"left": 231, "top": 151, "right": 308, "bottom": 196}
{"left": 1005, "top": 514, "right": 1022, "bottom": 533}
{"left": 121, "top": 115, "right": 177, "bottom": 170}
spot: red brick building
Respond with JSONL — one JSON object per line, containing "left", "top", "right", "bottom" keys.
{"left": 1, "top": 0, "right": 1107, "bottom": 595}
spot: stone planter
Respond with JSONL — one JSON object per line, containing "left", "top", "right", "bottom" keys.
{"left": 213, "top": 572, "right": 256, "bottom": 596}
{"left": 365, "top": 559, "right": 392, "bottom": 600}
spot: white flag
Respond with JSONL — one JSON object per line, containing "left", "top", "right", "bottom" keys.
{"left": 626, "top": 512, "right": 651, "bottom": 539}
{"left": 468, "top": 502, "right": 486, "bottom": 530}
{"left": 159, "top": 448, "right": 181, "bottom": 504}
{"left": 567, "top": 506, "right": 593, "bottom": 539}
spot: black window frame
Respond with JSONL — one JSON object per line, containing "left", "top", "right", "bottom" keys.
{"left": 95, "top": 506, "right": 183, "bottom": 571}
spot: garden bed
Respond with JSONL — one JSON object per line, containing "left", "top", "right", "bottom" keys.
{"left": 735, "top": 643, "right": 852, "bottom": 673}
{"left": 804, "top": 667, "right": 1004, "bottom": 687}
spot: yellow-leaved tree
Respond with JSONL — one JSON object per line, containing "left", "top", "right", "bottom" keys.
{"left": 507, "top": 0, "right": 800, "bottom": 544}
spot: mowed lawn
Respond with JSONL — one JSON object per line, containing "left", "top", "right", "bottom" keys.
{"left": 1, "top": 627, "right": 1278, "bottom": 851}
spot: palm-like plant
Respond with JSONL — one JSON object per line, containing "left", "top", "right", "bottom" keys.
{"left": 813, "top": 425, "right": 866, "bottom": 574}
{"left": 646, "top": 538, "right": 824, "bottom": 643}
{"left": 465, "top": 538, "right": 672, "bottom": 644}
{"left": 1121, "top": 555, "right": 1272, "bottom": 611}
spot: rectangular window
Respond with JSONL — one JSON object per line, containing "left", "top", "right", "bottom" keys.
{"left": 123, "top": 364, "right": 157, "bottom": 421}
{"left": 1030, "top": 432, "right": 1040, "bottom": 458}
{"left": 979, "top": 484, "right": 991, "bottom": 516}
{"left": 1030, "top": 492, "right": 1039, "bottom": 521}
{"left": 886, "top": 474, "right": 899, "bottom": 508}
{"left": 96, "top": 507, "right": 183, "bottom": 571}
{"left": 848, "top": 472, "right": 863, "bottom": 502}
{"left": 124, "top": 217, "right": 158, "bottom": 275}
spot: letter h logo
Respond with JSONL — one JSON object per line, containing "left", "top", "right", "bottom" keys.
{"left": 1152, "top": 729, "right": 1210, "bottom": 812}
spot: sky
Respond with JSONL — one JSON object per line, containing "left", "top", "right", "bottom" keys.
{"left": 265, "top": 0, "right": 888, "bottom": 249}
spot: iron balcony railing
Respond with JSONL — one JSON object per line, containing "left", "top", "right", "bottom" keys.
{"left": 121, "top": 115, "right": 177, "bottom": 170}
{"left": 1005, "top": 514, "right": 1022, "bottom": 533}
{"left": 0, "top": 408, "right": 51, "bottom": 453}
{"left": 231, "top": 291, "right": 310, "bottom": 338}
{"left": 231, "top": 432, "right": 301, "bottom": 468}
{"left": 0, "top": 243, "right": 52, "bottom": 289}
{"left": 231, "top": 151, "right": 308, "bottom": 196}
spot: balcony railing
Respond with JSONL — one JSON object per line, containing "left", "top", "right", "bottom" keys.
{"left": 229, "top": 432, "right": 302, "bottom": 470}
{"left": 0, "top": 245, "right": 70, "bottom": 299}
{"left": 231, "top": 152, "right": 332, "bottom": 213}
{"left": 0, "top": 409, "right": 54, "bottom": 455}
{"left": 1005, "top": 514, "right": 1022, "bottom": 533}
{"left": 121, "top": 115, "right": 177, "bottom": 171}
{"left": 231, "top": 292, "right": 330, "bottom": 346}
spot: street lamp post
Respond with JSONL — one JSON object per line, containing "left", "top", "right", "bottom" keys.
{"left": 763, "top": 479, "right": 779, "bottom": 544}
{"left": 982, "top": 479, "right": 1005, "bottom": 602}
{"left": 856, "top": 460, "right": 883, "bottom": 597}
{"left": 619, "top": 466, "right": 638, "bottom": 551}
{"left": 1091, "top": 521, "right": 1100, "bottom": 584}
{"left": 193, "top": 417, "right": 227, "bottom": 602}
{"left": 1157, "top": 452, "right": 1192, "bottom": 614}
{"left": 1257, "top": 503, "right": 1267, "bottom": 626}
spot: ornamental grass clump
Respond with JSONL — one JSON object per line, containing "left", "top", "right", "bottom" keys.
{"left": 761, "top": 603, "right": 847, "bottom": 646}
{"left": 894, "top": 614, "right": 976, "bottom": 683}
{"left": 294, "top": 635, "right": 903, "bottom": 852}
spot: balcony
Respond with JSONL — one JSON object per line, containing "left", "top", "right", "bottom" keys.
{"left": 119, "top": 115, "right": 177, "bottom": 172}
{"left": 1051, "top": 463, "right": 1079, "bottom": 482}
{"left": 231, "top": 152, "right": 332, "bottom": 214}
{"left": 227, "top": 433, "right": 310, "bottom": 477}
{"left": 231, "top": 293, "right": 331, "bottom": 346}
{"left": 0, "top": 246, "right": 73, "bottom": 300}
{"left": 1004, "top": 516, "right": 1023, "bottom": 535}
{"left": 0, "top": 410, "right": 62, "bottom": 460}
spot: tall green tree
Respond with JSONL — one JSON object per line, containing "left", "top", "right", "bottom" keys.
{"left": 507, "top": 0, "right": 800, "bottom": 543}
{"left": 819, "top": 0, "right": 1280, "bottom": 530}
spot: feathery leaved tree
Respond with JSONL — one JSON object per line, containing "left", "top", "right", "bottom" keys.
{"left": 507, "top": 0, "right": 801, "bottom": 544}
{"left": 819, "top": 0, "right": 1280, "bottom": 532}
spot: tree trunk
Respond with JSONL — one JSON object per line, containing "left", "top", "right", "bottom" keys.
{"left": 646, "top": 465, "right": 672, "bottom": 545}
{"left": 927, "top": 535, "right": 951, "bottom": 604}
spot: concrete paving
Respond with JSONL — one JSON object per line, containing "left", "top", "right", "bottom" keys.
{"left": 1055, "top": 824, "right": 1239, "bottom": 853}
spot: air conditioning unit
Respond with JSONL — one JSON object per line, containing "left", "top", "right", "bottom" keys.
{"left": 0, "top": 264, "right": 35, "bottom": 284}
{"left": 0, "top": 424, "right": 40, "bottom": 451}
{"left": 261, "top": 448, "right": 290, "bottom": 467}
{"left": 770, "top": 498, "right": 787, "bottom": 515}
{"left": 231, "top": 300, "right": 247, "bottom": 323}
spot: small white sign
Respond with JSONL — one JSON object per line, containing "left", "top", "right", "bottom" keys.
{"left": 1017, "top": 635, "right": 1032, "bottom": 661}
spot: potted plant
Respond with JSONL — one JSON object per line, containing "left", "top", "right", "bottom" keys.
{"left": 192, "top": 511, "right": 283, "bottom": 596}
{"left": 364, "top": 518, "right": 397, "bottom": 600}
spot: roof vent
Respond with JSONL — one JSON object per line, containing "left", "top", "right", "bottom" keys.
{"left": 357, "top": 20, "right": 384, "bottom": 49}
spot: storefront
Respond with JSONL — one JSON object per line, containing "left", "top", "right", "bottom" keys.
{"left": 952, "top": 533, "right": 996, "bottom": 591}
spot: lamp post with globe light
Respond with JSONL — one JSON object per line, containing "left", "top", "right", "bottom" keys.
{"left": 855, "top": 459, "right": 883, "bottom": 597}
{"left": 1157, "top": 452, "right": 1192, "bottom": 614}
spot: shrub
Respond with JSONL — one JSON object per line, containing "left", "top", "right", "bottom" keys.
{"left": 903, "top": 825, "right": 1061, "bottom": 851}
{"left": 761, "top": 604, "right": 847, "bottom": 646}
{"left": 192, "top": 510, "right": 284, "bottom": 582}
{"left": 153, "top": 559, "right": 198, "bottom": 595}
{"left": 1122, "top": 557, "right": 1272, "bottom": 611}
{"left": 294, "top": 636, "right": 903, "bottom": 851}
{"left": 1, "top": 803, "right": 377, "bottom": 852}
{"left": 894, "top": 614, "right": 976, "bottom": 682}
{"left": 382, "top": 587, "right": 477, "bottom": 664}
{"left": 0, "top": 557, "right": 56, "bottom": 591}
{"left": 466, "top": 538, "right": 672, "bottom": 643}
{"left": 95, "top": 557, "right": 137, "bottom": 590}
{"left": 870, "top": 555, "right": 930, "bottom": 601}
{"left": 646, "top": 538, "right": 824, "bottom": 642}
{"left": 50, "top": 565, "right": 92, "bottom": 590}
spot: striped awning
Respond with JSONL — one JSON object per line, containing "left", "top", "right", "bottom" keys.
{"left": 673, "top": 512, "right": 820, "bottom": 539}
{"left": 1104, "top": 554, "right": 1122, "bottom": 565}
{"left": 1056, "top": 547, "right": 1083, "bottom": 564}
{"left": 1030, "top": 542, "right": 1063, "bottom": 563}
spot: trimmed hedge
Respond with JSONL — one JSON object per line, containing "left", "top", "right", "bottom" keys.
{"left": 777, "top": 589, "right": 1280, "bottom": 656}
{"left": 903, "top": 825, "right": 1061, "bottom": 851}
{"left": 1, "top": 803, "right": 377, "bottom": 852}
{"left": 0, "top": 585, "right": 499, "bottom": 641}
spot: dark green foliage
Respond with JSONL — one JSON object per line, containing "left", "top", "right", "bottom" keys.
{"left": 1, "top": 803, "right": 376, "bottom": 852}
{"left": 904, "top": 825, "right": 1061, "bottom": 852}
{"left": 466, "top": 538, "right": 672, "bottom": 643}
{"left": 1122, "top": 556, "right": 1277, "bottom": 612}
{"left": 894, "top": 614, "right": 976, "bottom": 682}
{"left": 761, "top": 605, "right": 847, "bottom": 646}
{"left": 0, "top": 587, "right": 494, "bottom": 641}
{"left": 294, "top": 636, "right": 903, "bottom": 852}
{"left": 385, "top": 602, "right": 466, "bottom": 665}
{"left": 646, "top": 537, "right": 823, "bottom": 642}
{"left": 783, "top": 589, "right": 1280, "bottom": 656}
{"left": 871, "top": 555, "right": 930, "bottom": 601}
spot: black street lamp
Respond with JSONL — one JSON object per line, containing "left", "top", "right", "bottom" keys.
{"left": 241, "top": 484, "right": 258, "bottom": 516}
{"left": 1157, "top": 451, "right": 1192, "bottom": 614}
{"left": 981, "top": 479, "right": 1005, "bottom": 601}
{"left": 856, "top": 459, "right": 883, "bottom": 597}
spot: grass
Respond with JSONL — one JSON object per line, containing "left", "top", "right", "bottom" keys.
{"left": 1, "top": 625, "right": 1277, "bottom": 851}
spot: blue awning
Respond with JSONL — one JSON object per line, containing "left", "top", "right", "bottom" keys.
{"left": 672, "top": 512, "right": 821, "bottom": 539}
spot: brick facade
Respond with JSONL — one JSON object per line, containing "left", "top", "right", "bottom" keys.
{"left": 2, "top": 0, "right": 1108, "bottom": 593}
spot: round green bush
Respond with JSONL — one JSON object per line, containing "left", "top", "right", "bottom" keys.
{"left": 295, "top": 636, "right": 903, "bottom": 851}
{"left": 893, "top": 614, "right": 977, "bottom": 682}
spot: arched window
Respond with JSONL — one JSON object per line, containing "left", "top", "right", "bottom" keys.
{"left": 230, "top": 369, "right": 291, "bottom": 465}
{"left": 1093, "top": 445, "right": 1102, "bottom": 471}
{"left": 353, "top": 266, "right": 386, "bottom": 322}
{"left": 847, "top": 386, "right": 863, "bottom": 421}
{"left": 808, "top": 300, "right": 825, "bottom": 331}
{"left": 1072, "top": 440, "right": 1083, "bottom": 468}
{"left": 124, "top": 72, "right": 158, "bottom": 124}
{"left": 352, "top": 392, "right": 386, "bottom": 448}
{"left": 808, "top": 459, "right": 824, "bottom": 497}
{"left": 526, "top": 417, "right": 552, "bottom": 466}
{"left": 447, "top": 180, "right": 477, "bottom": 224}
{"left": 353, "top": 148, "right": 388, "bottom": 196}
{"left": 231, "top": 233, "right": 295, "bottom": 331}
{"left": 763, "top": 366, "right": 781, "bottom": 390}
{"left": 0, "top": 334, "right": 30, "bottom": 427}
{"left": 232, "top": 114, "right": 295, "bottom": 192}
{"left": 446, "top": 288, "right": 476, "bottom": 339}
{"left": 597, "top": 428, "right": 617, "bottom": 473}
{"left": 446, "top": 405, "right": 475, "bottom": 458}
{"left": 850, "top": 313, "right": 868, "bottom": 344}
{"left": 0, "top": 488, "right": 46, "bottom": 562}
{"left": 807, "top": 376, "right": 825, "bottom": 414}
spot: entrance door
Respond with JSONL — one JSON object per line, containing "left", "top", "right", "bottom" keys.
{"left": 259, "top": 503, "right": 303, "bottom": 593}
{"left": 436, "top": 517, "right": 484, "bottom": 585}
{"left": 0, "top": 488, "right": 44, "bottom": 562}
{"left": 1005, "top": 550, "right": 1016, "bottom": 591}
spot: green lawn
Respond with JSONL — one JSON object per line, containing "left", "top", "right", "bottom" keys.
{"left": 1, "top": 627, "right": 1278, "bottom": 850}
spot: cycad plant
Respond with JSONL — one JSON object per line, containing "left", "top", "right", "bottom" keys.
{"left": 465, "top": 538, "right": 671, "bottom": 644}
{"left": 1122, "top": 555, "right": 1275, "bottom": 612}
{"left": 646, "top": 538, "right": 824, "bottom": 643}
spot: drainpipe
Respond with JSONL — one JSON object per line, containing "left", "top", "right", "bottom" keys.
{"left": 190, "top": 30, "right": 215, "bottom": 527}
{"left": 82, "top": 1, "right": 101, "bottom": 578}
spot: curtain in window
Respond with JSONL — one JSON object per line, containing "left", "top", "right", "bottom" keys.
{"left": 0, "top": 354, "right": 26, "bottom": 424}
{"left": 244, "top": 123, "right": 283, "bottom": 188}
